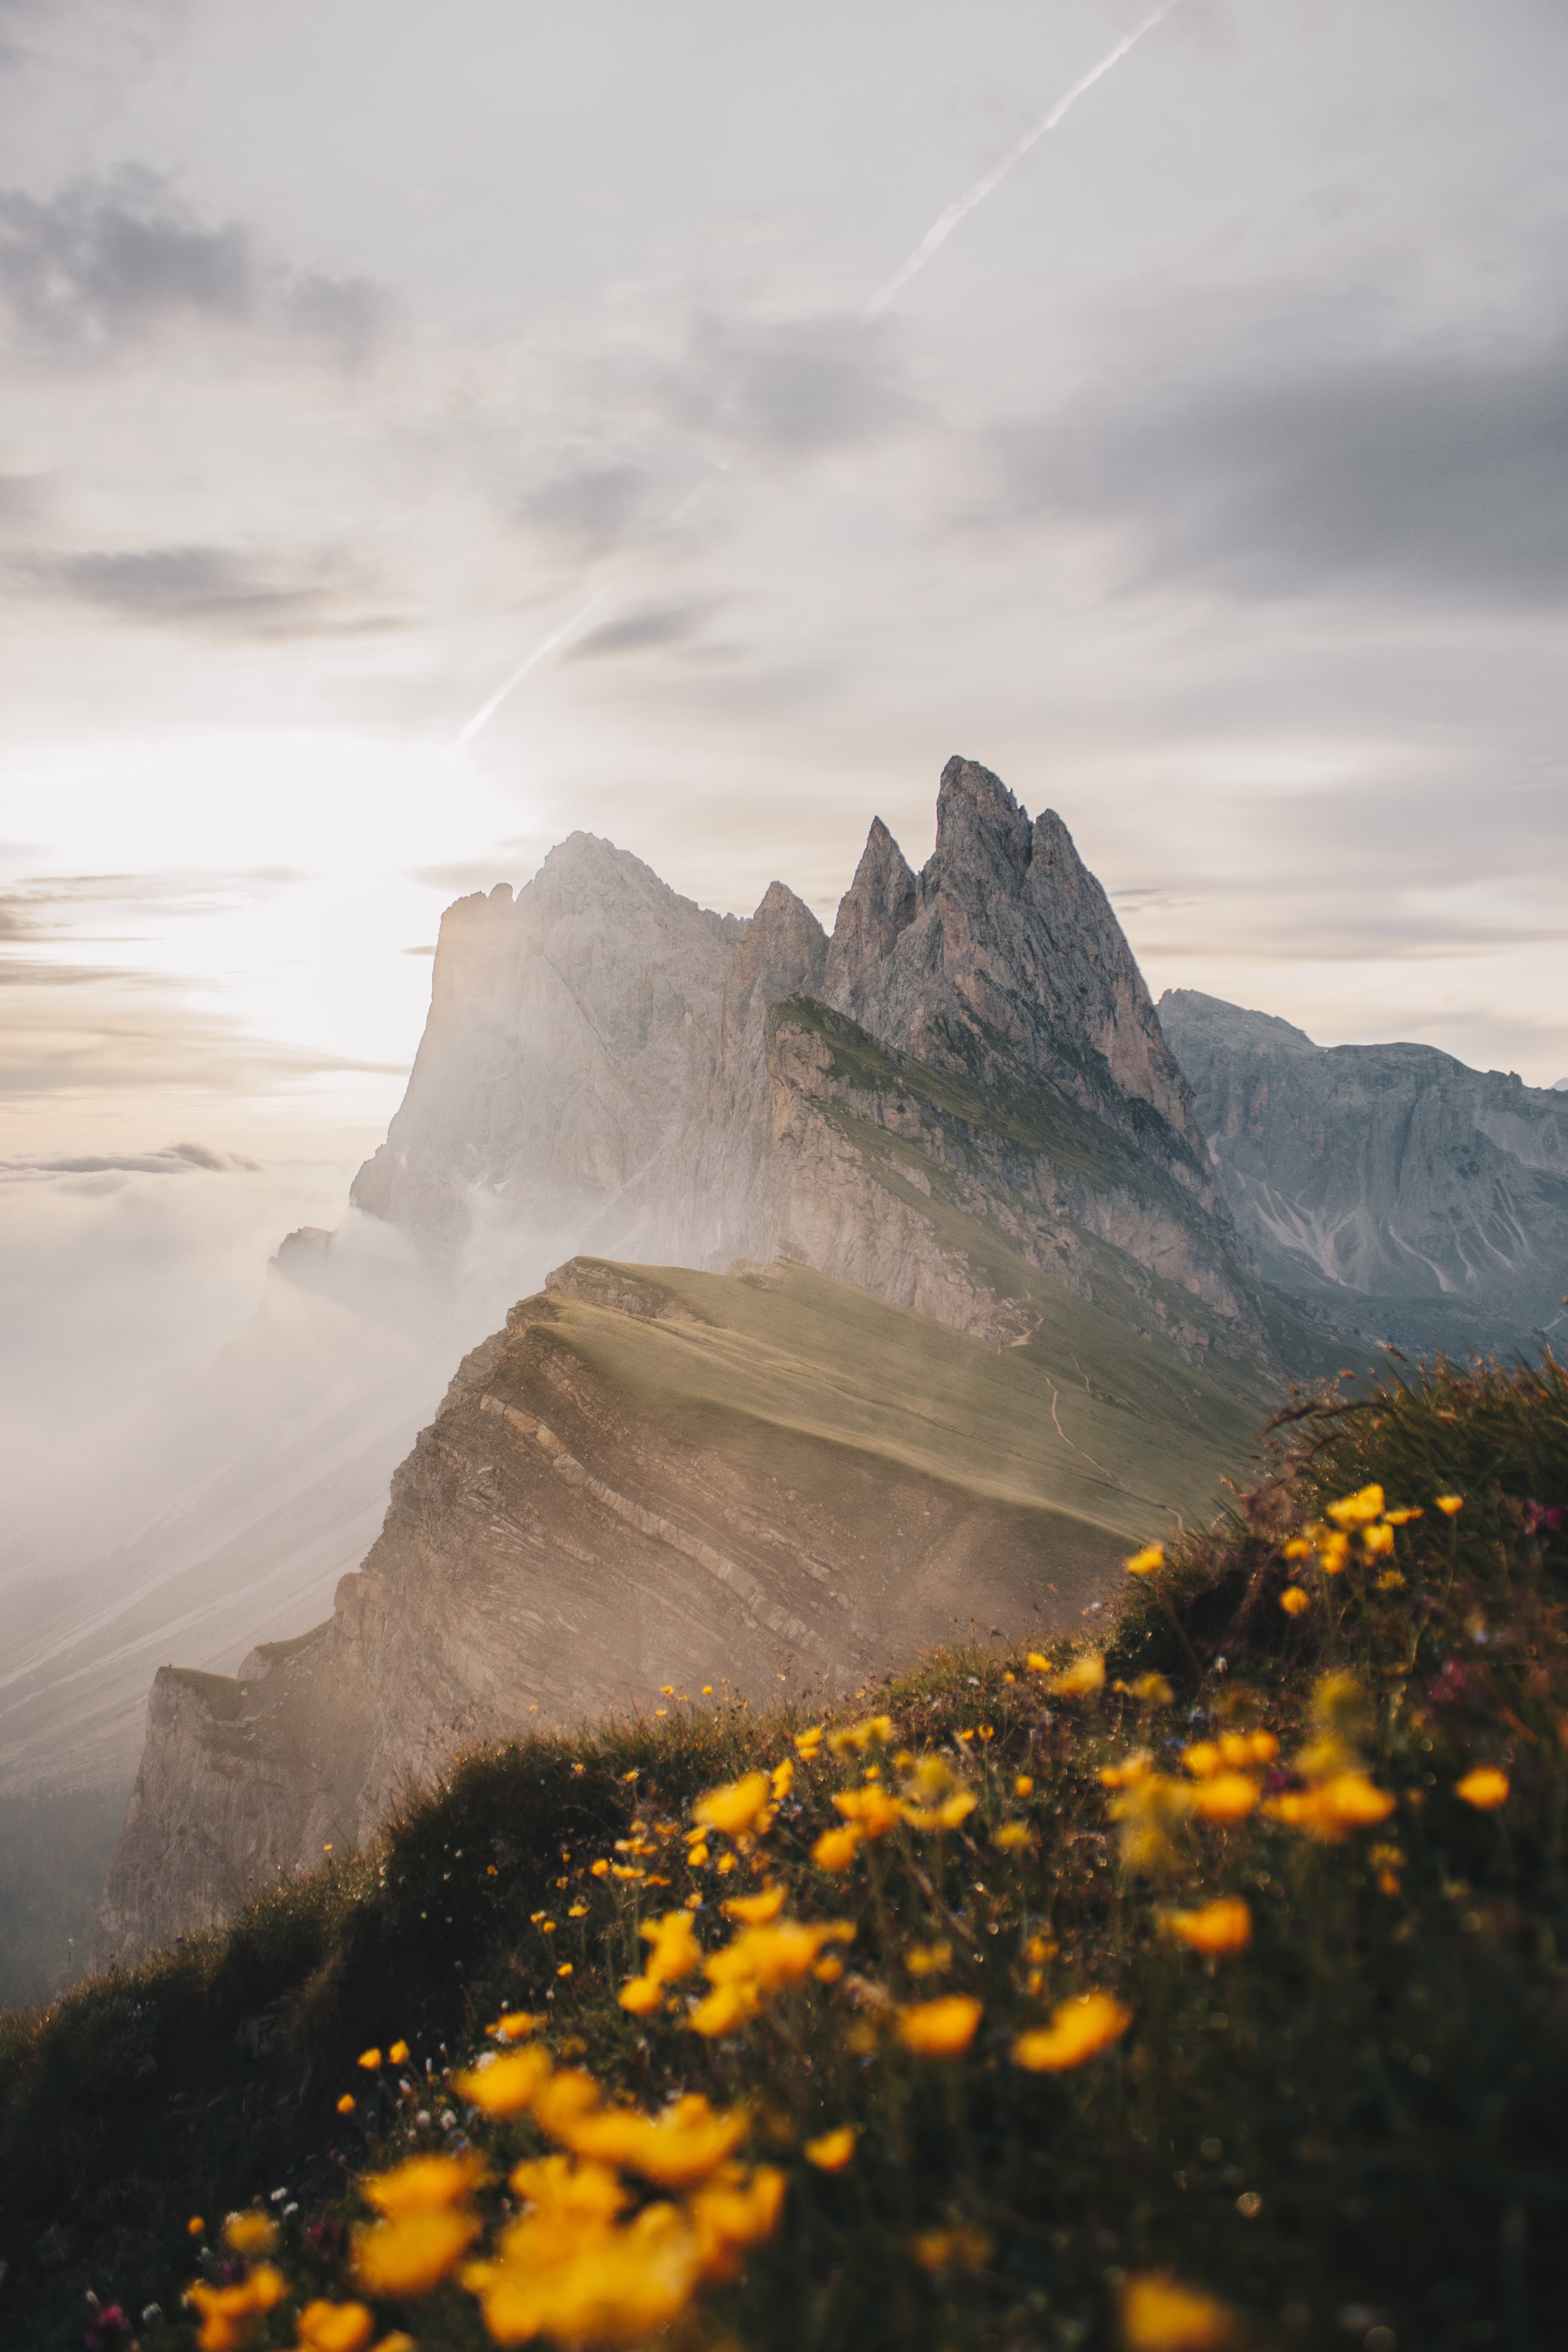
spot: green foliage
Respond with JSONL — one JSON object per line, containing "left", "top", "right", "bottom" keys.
{"left": 3, "top": 1356, "right": 1567, "bottom": 2350}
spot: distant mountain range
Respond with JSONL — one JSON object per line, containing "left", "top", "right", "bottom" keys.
{"left": 1160, "top": 989, "right": 1568, "bottom": 1355}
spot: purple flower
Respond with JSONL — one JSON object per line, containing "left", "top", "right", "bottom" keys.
{"left": 85, "top": 2307, "right": 133, "bottom": 2351}
{"left": 1523, "top": 1501, "right": 1566, "bottom": 1537}
{"left": 307, "top": 2216, "right": 345, "bottom": 2262}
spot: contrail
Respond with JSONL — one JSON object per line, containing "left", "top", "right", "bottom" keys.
{"left": 454, "top": 592, "right": 605, "bottom": 747}
{"left": 455, "top": 9, "right": 1179, "bottom": 742}
{"left": 866, "top": 1, "right": 1182, "bottom": 316}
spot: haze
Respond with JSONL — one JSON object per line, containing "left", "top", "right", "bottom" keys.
{"left": 3, "top": 0, "right": 1567, "bottom": 1590}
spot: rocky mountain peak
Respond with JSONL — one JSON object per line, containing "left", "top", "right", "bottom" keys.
{"left": 822, "top": 817, "right": 917, "bottom": 1017}
{"left": 824, "top": 755, "right": 1205, "bottom": 1160}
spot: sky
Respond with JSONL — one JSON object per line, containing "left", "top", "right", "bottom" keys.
{"left": 3, "top": 0, "right": 1568, "bottom": 1417}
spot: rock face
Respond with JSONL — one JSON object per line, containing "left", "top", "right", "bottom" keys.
{"left": 347, "top": 759, "right": 1268, "bottom": 1364}
{"left": 825, "top": 762, "right": 1207, "bottom": 1165}
{"left": 1160, "top": 989, "right": 1568, "bottom": 1349}
{"left": 99, "top": 759, "right": 1291, "bottom": 1957}
{"left": 97, "top": 1252, "right": 1262, "bottom": 1961}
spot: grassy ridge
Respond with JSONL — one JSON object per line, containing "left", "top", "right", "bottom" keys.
{"left": 558, "top": 1257, "right": 1261, "bottom": 1537}
{"left": 2, "top": 1353, "right": 1566, "bottom": 2351}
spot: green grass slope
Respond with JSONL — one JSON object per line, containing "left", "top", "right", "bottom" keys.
{"left": 3, "top": 1352, "right": 1566, "bottom": 2352}
{"left": 555, "top": 1256, "right": 1260, "bottom": 1541}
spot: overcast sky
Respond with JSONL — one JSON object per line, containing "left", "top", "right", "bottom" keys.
{"left": 4, "top": 0, "right": 1567, "bottom": 1211}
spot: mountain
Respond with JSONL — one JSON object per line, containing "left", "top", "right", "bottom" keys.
{"left": 96, "top": 757, "right": 1302, "bottom": 1956}
{"left": 96, "top": 1250, "right": 1263, "bottom": 1962}
{"left": 1160, "top": 988, "right": 1568, "bottom": 1352}
{"left": 350, "top": 757, "right": 1276, "bottom": 1370}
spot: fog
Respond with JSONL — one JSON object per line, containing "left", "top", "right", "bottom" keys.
{"left": 0, "top": 1159, "right": 562, "bottom": 1810}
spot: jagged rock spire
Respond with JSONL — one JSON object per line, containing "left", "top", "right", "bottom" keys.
{"left": 823, "top": 755, "right": 1205, "bottom": 1158}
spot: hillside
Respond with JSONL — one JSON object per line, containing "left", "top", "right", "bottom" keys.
{"left": 1160, "top": 988, "right": 1568, "bottom": 1354}
{"left": 5, "top": 1348, "right": 1565, "bottom": 2351}
{"left": 98, "top": 1252, "right": 1265, "bottom": 1960}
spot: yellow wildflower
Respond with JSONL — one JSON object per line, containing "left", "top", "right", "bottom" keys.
{"left": 1316, "top": 1530, "right": 1352, "bottom": 1574}
{"left": 294, "top": 2301, "right": 375, "bottom": 2352}
{"left": 387, "top": 2039, "right": 408, "bottom": 2066}
{"left": 826, "top": 1714, "right": 894, "bottom": 1756}
{"left": 795, "top": 1725, "right": 824, "bottom": 1757}
{"left": 770, "top": 1758, "right": 794, "bottom": 1800}
{"left": 1013, "top": 1991, "right": 1132, "bottom": 2072}
{"left": 812, "top": 1824, "right": 863, "bottom": 1871}
{"left": 1182, "top": 1741, "right": 1222, "bottom": 1778}
{"left": 223, "top": 2212, "right": 278, "bottom": 2257}
{"left": 722, "top": 1886, "right": 786, "bottom": 1925}
{"left": 896, "top": 1995, "right": 983, "bottom": 2056}
{"left": 1456, "top": 1766, "right": 1509, "bottom": 1809}
{"left": 693, "top": 1771, "right": 772, "bottom": 1839}
{"left": 993, "top": 1822, "right": 1031, "bottom": 1850}
{"left": 566, "top": 2091, "right": 750, "bottom": 2189}
{"left": 1053, "top": 1653, "right": 1105, "bottom": 1697}
{"left": 832, "top": 1784, "right": 904, "bottom": 1839}
{"left": 1282, "top": 1536, "right": 1312, "bottom": 1561}
{"left": 1383, "top": 1506, "right": 1423, "bottom": 1525}
{"left": 617, "top": 1976, "right": 665, "bottom": 2017}
{"left": 1190, "top": 1773, "right": 1261, "bottom": 1825}
{"left": 905, "top": 1940, "right": 951, "bottom": 1977}
{"left": 336, "top": 2094, "right": 356, "bottom": 2114}
{"left": 363, "top": 2152, "right": 487, "bottom": 2214}
{"left": 1026, "top": 1652, "right": 1051, "bottom": 1672}
{"left": 1326, "top": 1483, "right": 1385, "bottom": 1528}
{"left": 688, "top": 1981, "right": 761, "bottom": 2038}
{"left": 187, "top": 2217, "right": 205, "bottom": 2238}
{"left": 687, "top": 2162, "right": 787, "bottom": 2283}
{"left": 454, "top": 2044, "right": 551, "bottom": 2116}
{"left": 704, "top": 1918, "right": 853, "bottom": 1997}
{"left": 1107, "top": 1770, "right": 1192, "bottom": 1872}
{"left": 1265, "top": 1773, "right": 1396, "bottom": 1842}
{"left": 1435, "top": 1494, "right": 1464, "bottom": 1515}
{"left": 1279, "top": 1587, "right": 1310, "bottom": 1616}
{"left": 1362, "top": 1521, "right": 1396, "bottom": 1559}
{"left": 352, "top": 2203, "right": 480, "bottom": 2299}
{"left": 1125, "top": 1544, "right": 1164, "bottom": 1577}
{"left": 1100, "top": 1751, "right": 1154, "bottom": 1790}
{"left": 590, "top": 1858, "right": 610, "bottom": 1877}
{"left": 803, "top": 2125, "right": 858, "bottom": 2172}
{"left": 1159, "top": 1897, "right": 1252, "bottom": 1955}
{"left": 640, "top": 1909, "right": 704, "bottom": 1983}
{"left": 185, "top": 2266, "right": 287, "bottom": 2352}
{"left": 1128, "top": 1673, "right": 1175, "bottom": 1704}
{"left": 1120, "top": 2270, "right": 1236, "bottom": 2350}
{"left": 898, "top": 1790, "right": 978, "bottom": 1833}
{"left": 911, "top": 2224, "right": 993, "bottom": 2274}
{"left": 493, "top": 2010, "right": 542, "bottom": 2042}
{"left": 557, "top": 1962, "right": 573, "bottom": 1977}
{"left": 1015, "top": 1774, "right": 1034, "bottom": 1796}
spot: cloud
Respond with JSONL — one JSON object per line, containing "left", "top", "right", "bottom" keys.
{"left": 517, "top": 463, "right": 655, "bottom": 558}
{"left": 0, "top": 1141, "right": 263, "bottom": 1180}
{"left": 565, "top": 601, "right": 714, "bottom": 663}
{"left": 13, "top": 542, "right": 401, "bottom": 638}
{"left": 979, "top": 320, "right": 1568, "bottom": 607}
{"left": 664, "top": 311, "right": 913, "bottom": 457}
{"left": 0, "top": 169, "right": 390, "bottom": 366}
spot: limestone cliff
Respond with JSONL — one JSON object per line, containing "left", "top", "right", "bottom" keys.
{"left": 97, "top": 1253, "right": 1260, "bottom": 1961}
{"left": 1160, "top": 988, "right": 1568, "bottom": 1350}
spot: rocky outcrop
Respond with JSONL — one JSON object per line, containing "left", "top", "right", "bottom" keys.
{"left": 825, "top": 760, "right": 1210, "bottom": 1171}
{"left": 100, "top": 1249, "right": 1260, "bottom": 1961}
{"left": 1160, "top": 988, "right": 1568, "bottom": 1348}
{"left": 346, "top": 761, "right": 1262, "bottom": 1361}
{"left": 349, "top": 835, "right": 747, "bottom": 1264}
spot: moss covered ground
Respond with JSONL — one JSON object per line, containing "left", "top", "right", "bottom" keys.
{"left": 2, "top": 1351, "right": 1566, "bottom": 2352}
